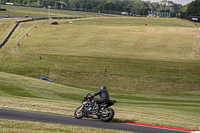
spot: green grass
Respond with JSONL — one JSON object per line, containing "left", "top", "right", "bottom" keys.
{"left": 0, "top": 19, "right": 17, "bottom": 42}
{"left": 1, "top": 17, "right": 200, "bottom": 93}
{"left": 1, "top": 17, "right": 198, "bottom": 93}
{"left": 0, "top": 5, "right": 110, "bottom": 18}
{"left": 0, "top": 7, "right": 200, "bottom": 131}
{"left": 0, "top": 119, "right": 130, "bottom": 133}
{"left": 0, "top": 83, "right": 39, "bottom": 98}
{"left": 75, "top": 17, "right": 197, "bottom": 27}
{"left": 0, "top": 72, "right": 199, "bottom": 130}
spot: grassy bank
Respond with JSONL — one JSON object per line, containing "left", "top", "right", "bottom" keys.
{"left": 0, "top": 5, "right": 111, "bottom": 18}
{"left": 0, "top": 72, "right": 199, "bottom": 130}
{"left": 0, "top": 18, "right": 17, "bottom": 42}
{"left": 1, "top": 17, "right": 199, "bottom": 93}
{"left": 0, "top": 8, "right": 200, "bottom": 131}
{"left": 0, "top": 119, "right": 130, "bottom": 133}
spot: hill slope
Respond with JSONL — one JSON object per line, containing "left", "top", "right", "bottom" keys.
{"left": 1, "top": 17, "right": 199, "bottom": 93}
{"left": 0, "top": 72, "right": 199, "bottom": 130}
{"left": 0, "top": 11, "right": 200, "bottom": 130}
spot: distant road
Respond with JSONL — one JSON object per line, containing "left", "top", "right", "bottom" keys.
{"left": 0, "top": 15, "right": 28, "bottom": 19}
{"left": 0, "top": 108, "right": 189, "bottom": 133}
{"left": 0, "top": 14, "right": 115, "bottom": 19}
{"left": 0, "top": 6, "right": 118, "bottom": 19}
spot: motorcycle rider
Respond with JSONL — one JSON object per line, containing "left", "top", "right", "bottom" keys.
{"left": 89, "top": 86, "right": 110, "bottom": 111}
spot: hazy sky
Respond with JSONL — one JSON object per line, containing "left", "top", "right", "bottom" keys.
{"left": 143, "top": 0, "right": 194, "bottom": 5}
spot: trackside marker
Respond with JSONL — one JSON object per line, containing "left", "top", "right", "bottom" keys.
{"left": 123, "top": 122, "right": 196, "bottom": 132}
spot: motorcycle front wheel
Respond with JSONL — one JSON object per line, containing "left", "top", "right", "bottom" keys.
{"left": 74, "top": 106, "right": 85, "bottom": 119}
{"left": 100, "top": 108, "right": 115, "bottom": 122}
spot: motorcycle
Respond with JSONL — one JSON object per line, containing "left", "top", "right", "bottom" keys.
{"left": 74, "top": 92, "right": 116, "bottom": 122}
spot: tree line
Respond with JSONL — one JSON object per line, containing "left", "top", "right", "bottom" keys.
{"left": 1, "top": 0, "right": 199, "bottom": 19}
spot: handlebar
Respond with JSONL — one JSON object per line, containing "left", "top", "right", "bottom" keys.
{"left": 86, "top": 92, "right": 91, "bottom": 97}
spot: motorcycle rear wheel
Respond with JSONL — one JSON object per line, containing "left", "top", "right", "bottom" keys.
{"left": 100, "top": 108, "right": 115, "bottom": 122}
{"left": 74, "top": 106, "right": 85, "bottom": 119}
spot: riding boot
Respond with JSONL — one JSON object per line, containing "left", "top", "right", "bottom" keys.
{"left": 94, "top": 101, "right": 99, "bottom": 111}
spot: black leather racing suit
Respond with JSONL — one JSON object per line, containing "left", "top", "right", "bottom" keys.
{"left": 91, "top": 86, "right": 110, "bottom": 105}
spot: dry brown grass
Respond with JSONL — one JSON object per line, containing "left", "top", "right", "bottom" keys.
{"left": 0, "top": 119, "right": 131, "bottom": 133}
{"left": 0, "top": 72, "right": 199, "bottom": 130}
{"left": 0, "top": 17, "right": 200, "bottom": 131}
{"left": 21, "top": 19, "right": 198, "bottom": 61}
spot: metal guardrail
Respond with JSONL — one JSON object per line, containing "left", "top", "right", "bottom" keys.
{"left": 0, "top": 22, "right": 19, "bottom": 49}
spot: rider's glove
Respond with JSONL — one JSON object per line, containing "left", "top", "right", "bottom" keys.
{"left": 88, "top": 95, "right": 93, "bottom": 99}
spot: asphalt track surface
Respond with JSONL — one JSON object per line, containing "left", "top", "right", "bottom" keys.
{"left": 0, "top": 108, "right": 190, "bottom": 133}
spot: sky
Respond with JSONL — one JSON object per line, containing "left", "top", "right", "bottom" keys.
{"left": 143, "top": 0, "right": 194, "bottom": 5}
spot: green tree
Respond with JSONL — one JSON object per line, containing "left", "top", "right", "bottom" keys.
{"left": 140, "top": 2, "right": 151, "bottom": 15}
{"left": 86, "top": 2, "right": 93, "bottom": 9}
{"left": 23, "top": 0, "right": 28, "bottom": 5}
{"left": 140, "top": 7, "right": 151, "bottom": 15}
{"left": 46, "top": 0, "right": 55, "bottom": 6}
{"left": 17, "top": 0, "right": 23, "bottom": 4}
{"left": 95, "top": 4, "right": 103, "bottom": 10}
{"left": 69, "top": 0, "right": 81, "bottom": 8}
{"left": 54, "top": 1, "right": 61, "bottom": 8}
{"left": 27, "top": 0, "right": 33, "bottom": 6}
{"left": 129, "top": 0, "right": 142, "bottom": 14}
{"left": 103, "top": 2, "right": 115, "bottom": 10}
{"left": 4, "top": 0, "right": 188, "bottom": 17}
{"left": 114, "top": 3, "right": 123, "bottom": 11}
{"left": 123, "top": 7, "right": 130, "bottom": 13}
{"left": 172, "top": 3, "right": 182, "bottom": 11}
{"left": 185, "top": 0, "right": 200, "bottom": 19}
{"left": 40, "top": 0, "right": 47, "bottom": 6}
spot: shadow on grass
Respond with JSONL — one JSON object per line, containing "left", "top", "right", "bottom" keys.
{"left": 0, "top": 82, "right": 39, "bottom": 98}
{"left": 111, "top": 118, "right": 137, "bottom": 123}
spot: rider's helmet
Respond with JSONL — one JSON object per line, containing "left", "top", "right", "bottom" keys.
{"left": 100, "top": 86, "right": 106, "bottom": 90}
